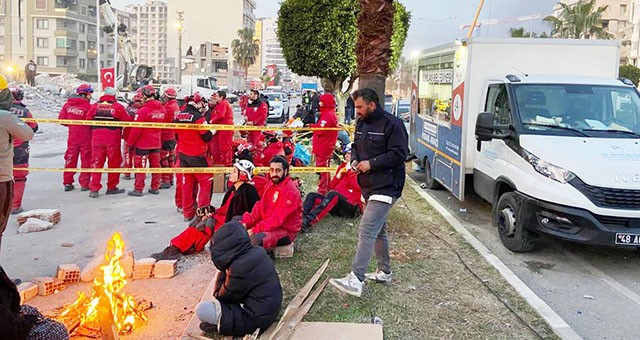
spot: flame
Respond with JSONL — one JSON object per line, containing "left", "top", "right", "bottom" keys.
{"left": 57, "top": 232, "right": 147, "bottom": 335}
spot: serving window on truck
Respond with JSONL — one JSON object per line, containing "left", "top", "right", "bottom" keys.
{"left": 417, "top": 53, "right": 454, "bottom": 127}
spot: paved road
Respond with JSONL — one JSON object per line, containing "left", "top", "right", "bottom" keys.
{"left": 409, "top": 171, "right": 640, "bottom": 340}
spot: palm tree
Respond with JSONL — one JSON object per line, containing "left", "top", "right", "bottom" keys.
{"left": 543, "top": 0, "right": 612, "bottom": 39}
{"left": 355, "top": 0, "right": 395, "bottom": 103}
{"left": 509, "top": 27, "right": 537, "bottom": 38}
{"left": 231, "top": 28, "right": 260, "bottom": 85}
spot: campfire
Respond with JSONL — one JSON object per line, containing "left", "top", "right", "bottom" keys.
{"left": 57, "top": 233, "right": 149, "bottom": 338}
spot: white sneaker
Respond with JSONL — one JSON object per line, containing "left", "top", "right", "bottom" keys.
{"left": 329, "top": 271, "right": 363, "bottom": 298}
{"left": 365, "top": 269, "right": 393, "bottom": 284}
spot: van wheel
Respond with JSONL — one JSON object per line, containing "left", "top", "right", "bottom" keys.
{"left": 422, "top": 158, "right": 441, "bottom": 190}
{"left": 494, "top": 192, "right": 535, "bottom": 252}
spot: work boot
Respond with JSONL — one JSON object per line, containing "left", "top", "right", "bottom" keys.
{"left": 89, "top": 191, "right": 99, "bottom": 198}
{"left": 128, "top": 190, "right": 143, "bottom": 197}
{"left": 160, "top": 182, "right": 171, "bottom": 189}
{"left": 176, "top": 207, "right": 183, "bottom": 214}
{"left": 106, "top": 188, "right": 126, "bottom": 195}
{"left": 301, "top": 215, "right": 312, "bottom": 233}
{"left": 150, "top": 245, "right": 182, "bottom": 261}
{"left": 81, "top": 187, "right": 90, "bottom": 192}
{"left": 64, "top": 184, "right": 74, "bottom": 192}
{"left": 10, "top": 207, "right": 23, "bottom": 215}
{"left": 199, "top": 322, "right": 216, "bottom": 333}
{"left": 148, "top": 189, "right": 160, "bottom": 195}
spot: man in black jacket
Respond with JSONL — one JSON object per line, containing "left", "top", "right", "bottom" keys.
{"left": 195, "top": 221, "right": 282, "bottom": 336}
{"left": 329, "top": 88, "right": 408, "bottom": 298}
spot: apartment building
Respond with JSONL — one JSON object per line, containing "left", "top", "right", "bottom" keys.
{"left": 259, "top": 17, "right": 291, "bottom": 79}
{"left": 126, "top": 0, "right": 173, "bottom": 81}
{"left": 247, "top": 18, "right": 263, "bottom": 80}
{"left": 167, "top": 0, "right": 257, "bottom": 85}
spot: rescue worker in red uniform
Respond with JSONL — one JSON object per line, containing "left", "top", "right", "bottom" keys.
{"left": 208, "top": 91, "right": 234, "bottom": 166}
{"left": 122, "top": 93, "right": 143, "bottom": 180}
{"left": 256, "top": 130, "right": 285, "bottom": 167}
{"left": 127, "top": 85, "right": 167, "bottom": 196}
{"left": 86, "top": 87, "right": 131, "bottom": 198}
{"left": 174, "top": 93, "right": 213, "bottom": 221}
{"left": 241, "top": 155, "right": 303, "bottom": 250}
{"left": 9, "top": 88, "right": 38, "bottom": 214}
{"left": 160, "top": 88, "right": 179, "bottom": 189}
{"left": 301, "top": 144, "right": 362, "bottom": 232}
{"left": 310, "top": 93, "right": 339, "bottom": 195}
{"left": 150, "top": 160, "right": 260, "bottom": 260}
{"left": 59, "top": 83, "right": 93, "bottom": 192}
{"left": 245, "top": 90, "right": 268, "bottom": 147}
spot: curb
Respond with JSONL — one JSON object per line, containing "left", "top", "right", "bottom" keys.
{"left": 406, "top": 177, "right": 582, "bottom": 340}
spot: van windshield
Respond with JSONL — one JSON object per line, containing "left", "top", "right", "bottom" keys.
{"left": 513, "top": 84, "right": 640, "bottom": 137}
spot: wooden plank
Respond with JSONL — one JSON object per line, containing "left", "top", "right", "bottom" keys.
{"left": 290, "top": 322, "right": 383, "bottom": 340}
{"left": 269, "top": 278, "right": 329, "bottom": 340}
{"left": 263, "top": 259, "right": 330, "bottom": 339}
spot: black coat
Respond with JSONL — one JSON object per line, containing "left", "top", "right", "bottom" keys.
{"left": 352, "top": 106, "right": 408, "bottom": 199}
{"left": 211, "top": 222, "right": 282, "bottom": 336}
{"left": 224, "top": 183, "right": 260, "bottom": 223}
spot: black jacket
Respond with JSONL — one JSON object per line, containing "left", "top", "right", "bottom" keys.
{"left": 211, "top": 222, "right": 282, "bottom": 336}
{"left": 224, "top": 183, "right": 260, "bottom": 223}
{"left": 352, "top": 106, "right": 408, "bottom": 199}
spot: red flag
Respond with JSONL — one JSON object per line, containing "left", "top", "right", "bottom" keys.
{"left": 100, "top": 68, "right": 116, "bottom": 89}
{"left": 265, "top": 64, "right": 277, "bottom": 87}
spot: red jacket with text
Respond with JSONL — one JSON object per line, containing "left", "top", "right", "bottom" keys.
{"left": 246, "top": 99, "right": 268, "bottom": 126}
{"left": 242, "top": 176, "right": 302, "bottom": 235}
{"left": 127, "top": 99, "right": 167, "bottom": 150}
{"left": 58, "top": 95, "right": 93, "bottom": 145}
{"left": 87, "top": 95, "right": 131, "bottom": 145}
{"left": 330, "top": 162, "right": 363, "bottom": 210}
{"left": 311, "top": 94, "right": 339, "bottom": 158}
{"left": 162, "top": 99, "right": 180, "bottom": 142}
{"left": 174, "top": 105, "right": 212, "bottom": 157}
{"left": 257, "top": 141, "right": 285, "bottom": 167}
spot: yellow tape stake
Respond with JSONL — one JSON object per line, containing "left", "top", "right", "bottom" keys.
{"left": 14, "top": 167, "right": 338, "bottom": 174}
{"left": 21, "top": 118, "right": 354, "bottom": 132}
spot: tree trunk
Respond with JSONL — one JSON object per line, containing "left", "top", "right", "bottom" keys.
{"left": 358, "top": 73, "right": 387, "bottom": 108}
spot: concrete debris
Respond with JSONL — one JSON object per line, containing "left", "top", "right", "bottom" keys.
{"left": 18, "top": 218, "right": 54, "bottom": 233}
{"left": 32, "top": 277, "right": 65, "bottom": 296}
{"left": 18, "top": 282, "right": 39, "bottom": 303}
{"left": 80, "top": 257, "right": 103, "bottom": 283}
{"left": 16, "top": 209, "right": 61, "bottom": 226}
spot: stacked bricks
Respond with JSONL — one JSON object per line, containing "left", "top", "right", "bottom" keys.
{"left": 17, "top": 282, "right": 39, "bottom": 303}
{"left": 56, "top": 264, "right": 81, "bottom": 284}
{"left": 16, "top": 209, "right": 61, "bottom": 226}
{"left": 133, "top": 258, "right": 156, "bottom": 279}
{"left": 31, "top": 277, "right": 65, "bottom": 296}
{"left": 153, "top": 260, "right": 178, "bottom": 279}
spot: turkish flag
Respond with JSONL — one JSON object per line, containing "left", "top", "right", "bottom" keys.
{"left": 100, "top": 68, "right": 116, "bottom": 89}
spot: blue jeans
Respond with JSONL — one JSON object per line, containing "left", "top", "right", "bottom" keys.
{"left": 345, "top": 108, "right": 354, "bottom": 124}
{"left": 351, "top": 198, "right": 396, "bottom": 281}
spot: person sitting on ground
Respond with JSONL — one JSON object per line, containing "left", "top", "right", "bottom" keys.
{"left": 151, "top": 160, "right": 260, "bottom": 260}
{"left": 301, "top": 143, "right": 362, "bottom": 232}
{"left": 195, "top": 221, "right": 282, "bottom": 336}
{"left": 241, "top": 155, "right": 302, "bottom": 251}
{"left": 255, "top": 130, "right": 285, "bottom": 167}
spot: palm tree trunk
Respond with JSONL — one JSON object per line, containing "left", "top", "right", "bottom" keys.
{"left": 356, "top": 0, "right": 395, "bottom": 105}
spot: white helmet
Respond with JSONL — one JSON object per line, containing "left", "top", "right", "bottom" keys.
{"left": 233, "top": 159, "right": 255, "bottom": 181}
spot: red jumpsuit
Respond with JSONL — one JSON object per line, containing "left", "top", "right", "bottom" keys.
{"left": 311, "top": 94, "right": 339, "bottom": 195}
{"left": 245, "top": 99, "right": 268, "bottom": 147}
{"left": 257, "top": 140, "right": 285, "bottom": 167}
{"left": 161, "top": 99, "right": 180, "bottom": 186}
{"left": 127, "top": 100, "right": 167, "bottom": 192}
{"left": 209, "top": 99, "right": 234, "bottom": 166}
{"left": 174, "top": 105, "right": 213, "bottom": 219}
{"left": 10, "top": 101, "right": 38, "bottom": 211}
{"left": 122, "top": 103, "right": 140, "bottom": 178}
{"left": 58, "top": 95, "right": 93, "bottom": 188}
{"left": 241, "top": 176, "right": 302, "bottom": 250}
{"left": 87, "top": 95, "right": 131, "bottom": 192}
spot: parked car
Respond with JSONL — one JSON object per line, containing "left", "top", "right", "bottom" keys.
{"left": 392, "top": 99, "right": 410, "bottom": 122}
{"left": 384, "top": 94, "right": 394, "bottom": 112}
{"left": 263, "top": 92, "right": 290, "bottom": 123}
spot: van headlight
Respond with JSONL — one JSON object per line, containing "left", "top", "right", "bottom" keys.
{"left": 522, "top": 150, "right": 576, "bottom": 184}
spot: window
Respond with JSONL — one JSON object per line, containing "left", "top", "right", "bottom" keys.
{"left": 484, "top": 84, "right": 512, "bottom": 125}
{"left": 79, "top": 41, "right": 85, "bottom": 51}
{"left": 35, "top": 0, "right": 46, "bottom": 10}
{"left": 36, "top": 38, "right": 48, "bottom": 48}
{"left": 56, "top": 56, "right": 69, "bottom": 67}
{"left": 79, "top": 24, "right": 85, "bottom": 34}
{"left": 621, "top": 4, "right": 628, "bottom": 17}
{"left": 37, "top": 56, "right": 48, "bottom": 66}
{"left": 80, "top": 6, "right": 87, "bottom": 16}
{"left": 79, "top": 59, "right": 85, "bottom": 68}
{"left": 88, "top": 5, "right": 96, "bottom": 17}
{"left": 36, "top": 19, "right": 48, "bottom": 29}
{"left": 56, "top": 38, "right": 66, "bottom": 48}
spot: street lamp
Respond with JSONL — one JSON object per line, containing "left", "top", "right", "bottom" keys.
{"left": 176, "top": 11, "right": 184, "bottom": 83}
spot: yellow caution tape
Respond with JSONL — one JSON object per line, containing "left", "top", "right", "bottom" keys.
{"left": 13, "top": 166, "right": 337, "bottom": 174}
{"left": 21, "top": 118, "right": 354, "bottom": 132}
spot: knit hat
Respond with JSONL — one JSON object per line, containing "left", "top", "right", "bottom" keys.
{"left": 104, "top": 87, "right": 117, "bottom": 96}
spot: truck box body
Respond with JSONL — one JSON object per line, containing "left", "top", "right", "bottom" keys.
{"left": 411, "top": 38, "right": 640, "bottom": 251}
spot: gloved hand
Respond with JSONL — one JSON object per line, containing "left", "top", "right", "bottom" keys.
{"left": 195, "top": 217, "right": 215, "bottom": 232}
{"left": 188, "top": 216, "right": 201, "bottom": 228}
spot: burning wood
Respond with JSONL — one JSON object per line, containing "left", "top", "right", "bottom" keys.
{"left": 56, "top": 233, "right": 149, "bottom": 337}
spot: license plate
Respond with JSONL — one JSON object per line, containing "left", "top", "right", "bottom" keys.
{"left": 615, "top": 233, "right": 640, "bottom": 245}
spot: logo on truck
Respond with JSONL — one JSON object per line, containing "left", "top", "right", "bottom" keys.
{"left": 615, "top": 173, "right": 640, "bottom": 182}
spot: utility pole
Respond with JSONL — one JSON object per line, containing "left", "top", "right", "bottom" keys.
{"left": 176, "top": 11, "right": 184, "bottom": 83}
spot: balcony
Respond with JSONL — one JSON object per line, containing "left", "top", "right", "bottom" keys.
{"left": 54, "top": 28, "right": 79, "bottom": 39}
{"left": 54, "top": 48, "right": 79, "bottom": 57}
{"left": 87, "top": 49, "right": 97, "bottom": 58}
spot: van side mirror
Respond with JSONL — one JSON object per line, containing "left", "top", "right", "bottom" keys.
{"left": 475, "top": 112, "right": 511, "bottom": 142}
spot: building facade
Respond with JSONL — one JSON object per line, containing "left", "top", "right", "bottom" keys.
{"left": 259, "top": 17, "right": 290, "bottom": 78}
{"left": 247, "top": 18, "right": 263, "bottom": 80}
{"left": 167, "top": 0, "right": 256, "bottom": 87}
{"left": 126, "top": 0, "right": 173, "bottom": 81}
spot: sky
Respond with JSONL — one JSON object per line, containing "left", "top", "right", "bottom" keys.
{"left": 109, "top": 0, "right": 559, "bottom": 56}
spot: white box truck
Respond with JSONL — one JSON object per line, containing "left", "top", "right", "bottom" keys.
{"left": 410, "top": 38, "right": 640, "bottom": 252}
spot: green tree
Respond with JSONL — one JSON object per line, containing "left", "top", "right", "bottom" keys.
{"left": 509, "top": 27, "right": 537, "bottom": 38}
{"left": 231, "top": 28, "right": 260, "bottom": 85}
{"left": 543, "top": 0, "right": 612, "bottom": 39}
{"left": 620, "top": 64, "right": 640, "bottom": 86}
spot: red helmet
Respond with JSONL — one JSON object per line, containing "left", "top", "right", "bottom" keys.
{"left": 140, "top": 85, "right": 156, "bottom": 98}
{"left": 76, "top": 83, "right": 94, "bottom": 94}
{"left": 236, "top": 143, "right": 254, "bottom": 154}
{"left": 132, "top": 93, "right": 143, "bottom": 102}
{"left": 164, "top": 88, "right": 177, "bottom": 99}
{"left": 11, "top": 87, "right": 24, "bottom": 101}
{"left": 262, "top": 130, "right": 277, "bottom": 139}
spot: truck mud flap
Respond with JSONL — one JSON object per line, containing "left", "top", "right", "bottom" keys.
{"left": 434, "top": 157, "right": 454, "bottom": 191}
